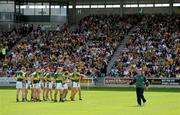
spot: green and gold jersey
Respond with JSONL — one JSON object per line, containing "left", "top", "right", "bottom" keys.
{"left": 15, "top": 71, "right": 25, "bottom": 81}
{"left": 24, "top": 72, "right": 29, "bottom": 82}
{"left": 54, "top": 72, "right": 65, "bottom": 83}
{"left": 64, "top": 76, "right": 69, "bottom": 81}
{"left": 31, "top": 72, "right": 40, "bottom": 83}
{"left": 45, "top": 73, "right": 51, "bottom": 82}
{"left": 71, "top": 72, "right": 81, "bottom": 82}
{"left": 39, "top": 73, "right": 46, "bottom": 81}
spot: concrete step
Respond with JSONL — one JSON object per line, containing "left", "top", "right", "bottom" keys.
{"left": 106, "top": 25, "right": 140, "bottom": 75}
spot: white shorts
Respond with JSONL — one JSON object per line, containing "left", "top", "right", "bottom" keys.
{"left": 63, "top": 83, "right": 68, "bottom": 89}
{"left": 25, "top": 83, "right": 29, "bottom": 89}
{"left": 45, "top": 82, "right": 53, "bottom": 89}
{"left": 56, "top": 83, "right": 63, "bottom": 90}
{"left": 72, "top": 82, "right": 80, "bottom": 88}
{"left": 48, "top": 82, "right": 53, "bottom": 89}
{"left": 27, "top": 80, "right": 31, "bottom": 88}
{"left": 16, "top": 81, "right": 23, "bottom": 89}
{"left": 33, "top": 83, "right": 41, "bottom": 89}
{"left": 39, "top": 81, "right": 42, "bottom": 87}
{"left": 30, "top": 84, "right": 32, "bottom": 89}
{"left": 39, "top": 81, "right": 45, "bottom": 88}
{"left": 77, "top": 83, "right": 80, "bottom": 88}
{"left": 41, "top": 83, "right": 44, "bottom": 88}
{"left": 44, "top": 82, "right": 48, "bottom": 88}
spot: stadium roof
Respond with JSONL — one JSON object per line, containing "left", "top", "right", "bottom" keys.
{"left": 8, "top": 0, "right": 70, "bottom": 3}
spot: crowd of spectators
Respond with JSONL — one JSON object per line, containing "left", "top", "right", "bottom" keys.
{"left": 0, "top": 24, "right": 33, "bottom": 57}
{"left": 0, "top": 24, "right": 35, "bottom": 76}
{"left": 112, "top": 15, "right": 179, "bottom": 78}
{"left": 1, "top": 14, "right": 179, "bottom": 78}
{"left": 0, "top": 15, "right": 141, "bottom": 77}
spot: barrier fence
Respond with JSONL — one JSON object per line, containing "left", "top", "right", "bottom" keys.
{"left": 104, "top": 77, "right": 180, "bottom": 86}
{"left": 0, "top": 77, "right": 180, "bottom": 87}
{"left": 0, "top": 77, "right": 95, "bottom": 87}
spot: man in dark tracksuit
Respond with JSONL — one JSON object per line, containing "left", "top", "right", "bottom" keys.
{"left": 130, "top": 72, "right": 149, "bottom": 106}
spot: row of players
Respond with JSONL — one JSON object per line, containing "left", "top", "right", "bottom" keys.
{"left": 13, "top": 67, "right": 87, "bottom": 102}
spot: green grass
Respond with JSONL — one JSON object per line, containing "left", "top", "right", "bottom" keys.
{"left": 0, "top": 88, "right": 180, "bottom": 115}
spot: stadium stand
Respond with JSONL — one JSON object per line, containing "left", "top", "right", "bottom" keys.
{"left": 111, "top": 15, "right": 179, "bottom": 78}
{"left": 0, "top": 15, "right": 141, "bottom": 78}
{"left": 0, "top": 14, "right": 179, "bottom": 79}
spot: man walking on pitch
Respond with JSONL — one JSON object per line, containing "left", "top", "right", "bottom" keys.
{"left": 130, "top": 68, "right": 149, "bottom": 106}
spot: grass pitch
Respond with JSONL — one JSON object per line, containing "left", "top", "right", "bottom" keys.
{"left": 0, "top": 88, "right": 180, "bottom": 115}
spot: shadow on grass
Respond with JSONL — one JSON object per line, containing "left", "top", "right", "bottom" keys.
{"left": 129, "top": 105, "right": 141, "bottom": 107}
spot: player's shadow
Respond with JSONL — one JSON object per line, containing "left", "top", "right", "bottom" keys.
{"left": 129, "top": 105, "right": 141, "bottom": 107}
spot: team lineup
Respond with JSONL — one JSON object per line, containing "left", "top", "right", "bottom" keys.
{"left": 13, "top": 64, "right": 149, "bottom": 106}
{"left": 13, "top": 67, "right": 87, "bottom": 102}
